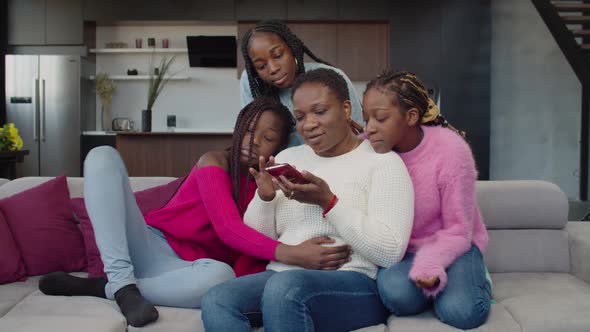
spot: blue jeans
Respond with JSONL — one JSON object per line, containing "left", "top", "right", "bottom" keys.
{"left": 84, "top": 146, "right": 235, "bottom": 308}
{"left": 201, "top": 269, "right": 389, "bottom": 332}
{"left": 377, "top": 245, "right": 491, "bottom": 329}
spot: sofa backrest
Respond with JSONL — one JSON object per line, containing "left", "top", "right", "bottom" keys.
{"left": 477, "top": 180, "right": 570, "bottom": 273}
{"left": 0, "top": 177, "right": 572, "bottom": 274}
{"left": 0, "top": 177, "right": 177, "bottom": 200}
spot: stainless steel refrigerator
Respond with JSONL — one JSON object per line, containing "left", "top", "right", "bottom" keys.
{"left": 5, "top": 55, "right": 81, "bottom": 177}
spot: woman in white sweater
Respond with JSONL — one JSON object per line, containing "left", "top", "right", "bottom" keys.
{"left": 201, "top": 68, "right": 414, "bottom": 332}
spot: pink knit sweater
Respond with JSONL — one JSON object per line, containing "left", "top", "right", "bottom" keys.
{"left": 399, "top": 126, "right": 488, "bottom": 297}
{"left": 145, "top": 165, "right": 280, "bottom": 277}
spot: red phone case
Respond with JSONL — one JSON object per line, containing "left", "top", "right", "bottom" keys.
{"left": 265, "top": 163, "right": 309, "bottom": 184}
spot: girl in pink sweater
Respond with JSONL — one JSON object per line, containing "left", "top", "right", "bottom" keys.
{"left": 39, "top": 98, "right": 351, "bottom": 328}
{"left": 362, "top": 70, "right": 491, "bottom": 329}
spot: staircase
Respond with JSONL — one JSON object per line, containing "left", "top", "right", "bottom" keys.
{"left": 531, "top": 0, "right": 590, "bottom": 200}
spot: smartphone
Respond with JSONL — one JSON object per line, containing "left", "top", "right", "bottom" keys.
{"left": 265, "top": 163, "right": 310, "bottom": 184}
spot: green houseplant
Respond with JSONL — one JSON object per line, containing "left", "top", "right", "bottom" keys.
{"left": 142, "top": 55, "right": 176, "bottom": 132}
{"left": 0, "top": 123, "right": 24, "bottom": 151}
{"left": 95, "top": 73, "right": 116, "bottom": 131}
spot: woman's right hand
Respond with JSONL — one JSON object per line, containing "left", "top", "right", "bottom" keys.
{"left": 249, "top": 156, "right": 277, "bottom": 201}
{"left": 275, "top": 237, "right": 352, "bottom": 270}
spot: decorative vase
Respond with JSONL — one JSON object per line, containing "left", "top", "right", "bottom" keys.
{"left": 141, "top": 109, "right": 152, "bottom": 132}
{"left": 101, "top": 103, "right": 111, "bottom": 131}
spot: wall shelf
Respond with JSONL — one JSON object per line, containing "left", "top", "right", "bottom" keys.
{"left": 88, "top": 75, "right": 190, "bottom": 81}
{"left": 89, "top": 48, "right": 188, "bottom": 54}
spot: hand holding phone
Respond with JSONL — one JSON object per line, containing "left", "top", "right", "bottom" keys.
{"left": 265, "top": 163, "right": 310, "bottom": 184}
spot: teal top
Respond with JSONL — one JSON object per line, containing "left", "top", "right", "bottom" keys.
{"left": 240, "top": 62, "right": 363, "bottom": 147}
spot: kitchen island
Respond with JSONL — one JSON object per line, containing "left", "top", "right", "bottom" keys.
{"left": 115, "top": 130, "right": 233, "bottom": 177}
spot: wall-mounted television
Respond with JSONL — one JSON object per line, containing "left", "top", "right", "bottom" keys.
{"left": 186, "top": 36, "right": 237, "bottom": 68}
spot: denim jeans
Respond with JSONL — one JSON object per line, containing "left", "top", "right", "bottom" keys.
{"left": 201, "top": 269, "right": 389, "bottom": 332}
{"left": 84, "top": 146, "right": 235, "bottom": 308}
{"left": 377, "top": 245, "right": 492, "bottom": 329}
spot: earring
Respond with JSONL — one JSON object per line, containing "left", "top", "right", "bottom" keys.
{"left": 295, "top": 58, "right": 299, "bottom": 66}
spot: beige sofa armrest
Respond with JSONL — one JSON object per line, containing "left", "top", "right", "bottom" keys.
{"left": 567, "top": 222, "right": 590, "bottom": 284}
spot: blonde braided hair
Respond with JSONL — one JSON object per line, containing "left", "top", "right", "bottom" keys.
{"left": 365, "top": 70, "right": 465, "bottom": 138}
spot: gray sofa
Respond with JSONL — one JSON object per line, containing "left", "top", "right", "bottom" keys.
{"left": 0, "top": 177, "right": 589, "bottom": 332}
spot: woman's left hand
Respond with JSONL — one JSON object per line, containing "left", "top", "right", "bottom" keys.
{"left": 274, "top": 170, "right": 334, "bottom": 209}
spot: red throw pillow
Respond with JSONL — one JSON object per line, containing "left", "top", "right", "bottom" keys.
{"left": 0, "top": 210, "right": 27, "bottom": 284}
{"left": 0, "top": 176, "right": 86, "bottom": 276}
{"left": 72, "top": 178, "right": 184, "bottom": 278}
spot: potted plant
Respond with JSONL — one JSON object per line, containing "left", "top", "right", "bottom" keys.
{"left": 0, "top": 123, "right": 24, "bottom": 151}
{"left": 95, "top": 73, "right": 116, "bottom": 131}
{"left": 143, "top": 55, "right": 176, "bottom": 132}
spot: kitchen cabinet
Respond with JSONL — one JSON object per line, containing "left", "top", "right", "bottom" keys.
{"left": 192, "top": 0, "right": 236, "bottom": 20}
{"left": 338, "top": 0, "right": 392, "bottom": 20}
{"left": 287, "top": 0, "right": 338, "bottom": 21}
{"left": 84, "top": 0, "right": 235, "bottom": 22}
{"left": 116, "top": 132, "right": 233, "bottom": 177}
{"left": 8, "top": 0, "right": 83, "bottom": 46}
{"left": 236, "top": 0, "right": 287, "bottom": 20}
{"left": 46, "top": 0, "right": 83, "bottom": 45}
{"left": 287, "top": 0, "right": 391, "bottom": 21}
{"left": 7, "top": 0, "right": 45, "bottom": 45}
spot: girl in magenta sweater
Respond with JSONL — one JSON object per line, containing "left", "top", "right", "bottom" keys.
{"left": 39, "top": 98, "right": 351, "bottom": 328}
{"left": 362, "top": 70, "right": 491, "bottom": 329}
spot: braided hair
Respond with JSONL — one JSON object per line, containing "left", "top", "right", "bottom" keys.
{"left": 291, "top": 68, "right": 364, "bottom": 135}
{"left": 229, "top": 97, "right": 294, "bottom": 214}
{"left": 241, "top": 19, "right": 331, "bottom": 100}
{"left": 364, "top": 70, "right": 465, "bottom": 137}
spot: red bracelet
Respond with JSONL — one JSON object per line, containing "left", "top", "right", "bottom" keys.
{"left": 322, "top": 195, "right": 338, "bottom": 219}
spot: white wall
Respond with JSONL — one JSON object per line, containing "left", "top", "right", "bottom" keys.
{"left": 96, "top": 24, "right": 241, "bottom": 132}
{"left": 491, "top": 0, "right": 581, "bottom": 199}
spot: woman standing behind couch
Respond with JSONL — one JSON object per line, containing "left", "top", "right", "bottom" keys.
{"left": 39, "top": 98, "right": 353, "bottom": 328}
{"left": 240, "top": 19, "right": 364, "bottom": 146}
{"left": 202, "top": 68, "right": 414, "bottom": 332}
{"left": 362, "top": 70, "right": 491, "bottom": 329}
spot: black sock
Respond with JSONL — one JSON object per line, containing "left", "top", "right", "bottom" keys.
{"left": 114, "top": 284, "right": 159, "bottom": 327}
{"left": 39, "top": 272, "right": 107, "bottom": 298}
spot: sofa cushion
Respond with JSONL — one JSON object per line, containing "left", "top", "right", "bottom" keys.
{"left": 476, "top": 180, "right": 567, "bottom": 230}
{"left": 492, "top": 272, "right": 590, "bottom": 332}
{"left": 0, "top": 287, "right": 126, "bottom": 332}
{"left": 567, "top": 222, "right": 590, "bottom": 285}
{"left": 0, "top": 176, "right": 86, "bottom": 276}
{"left": 385, "top": 303, "right": 520, "bottom": 332}
{"left": 0, "top": 177, "right": 179, "bottom": 199}
{"left": 71, "top": 177, "right": 184, "bottom": 278}
{"left": 127, "top": 307, "right": 204, "bottom": 332}
{"left": 66, "top": 177, "right": 180, "bottom": 198}
{"left": 0, "top": 177, "right": 82, "bottom": 199}
{"left": 0, "top": 316, "right": 125, "bottom": 332}
{"left": 0, "top": 271, "right": 204, "bottom": 332}
{"left": 0, "top": 210, "right": 26, "bottom": 285}
{"left": 0, "top": 275, "right": 43, "bottom": 317}
{"left": 485, "top": 229, "right": 569, "bottom": 273}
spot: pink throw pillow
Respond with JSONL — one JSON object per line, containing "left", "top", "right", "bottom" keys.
{"left": 0, "top": 210, "right": 27, "bottom": 284}
{"left": 72, "top": 178, "right": 184, "bottom": 278}
{"left": 0, "top": 176, "right": 86, "bottom": 276}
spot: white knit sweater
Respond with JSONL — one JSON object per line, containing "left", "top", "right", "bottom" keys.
{"left": 244, "top": 140, "right": 414, "bottom": 279}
